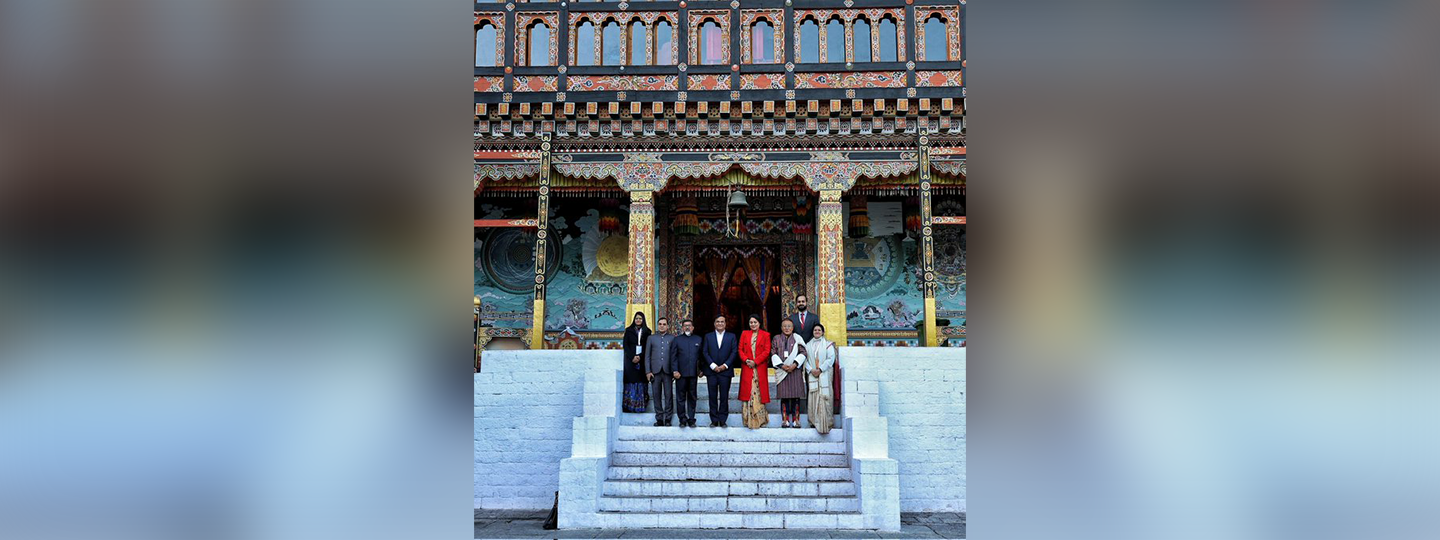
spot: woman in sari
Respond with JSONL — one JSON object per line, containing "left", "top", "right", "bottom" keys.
{"left": 770, "top": 318, "right": 808, "bottom": 428}
{"left": 737, "top": 314, "right": 772, "bottom": 429}
{"left": 802, "top": 323, "right": 837, "bottom": 434}
{"left": 621, "top": 312, "right": 652, "bottom": 413}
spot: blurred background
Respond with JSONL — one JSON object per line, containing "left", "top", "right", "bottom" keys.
{"left": 0, "top": 1, "right": 1436, "bottom": 539}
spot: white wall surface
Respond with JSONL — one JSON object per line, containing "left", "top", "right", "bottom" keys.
{"left": 475, "top": 347, "right": 966, "bottom": 512}
{"left": 842, "top": 347, "right": 967, "bottom": 512}
{"left": 474, "top": 350, "right": 618, "bottom": 509}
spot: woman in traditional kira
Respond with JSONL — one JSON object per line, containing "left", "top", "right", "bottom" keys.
{"left": 737, "top": 314, "right": 772, "bottom": 429}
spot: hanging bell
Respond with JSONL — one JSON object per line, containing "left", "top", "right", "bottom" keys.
{"left": 727, "top": 189, "right": 749, "bottom": 209}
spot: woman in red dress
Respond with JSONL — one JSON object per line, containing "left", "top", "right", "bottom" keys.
{"left": 737, "top": 314, "right": 772, "bottom": 429}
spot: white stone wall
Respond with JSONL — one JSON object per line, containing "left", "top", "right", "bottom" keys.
{"left": 841, "top": 347, "right": 967, "bottom": 512}
{"left": 475, "top": 350, "right": 618, "bottom": 509}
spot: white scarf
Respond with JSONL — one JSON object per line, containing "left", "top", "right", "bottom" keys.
{"left": 803, "top": 337, "right": 836, "bottom": 377}
{"left": 770, "top": 333, "right": 804, "bottom": 384}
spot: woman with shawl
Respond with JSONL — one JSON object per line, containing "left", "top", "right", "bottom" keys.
{"left": 801, "top": 323, "right": 837, "bottom": 434}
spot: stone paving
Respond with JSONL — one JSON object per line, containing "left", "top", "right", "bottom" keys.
{"left": 474, "top": 509, "right": 965, "bottom": 539}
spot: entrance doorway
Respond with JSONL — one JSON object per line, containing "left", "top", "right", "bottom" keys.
{"left": 690, "top": 245, "right": 783, "bottom": 334}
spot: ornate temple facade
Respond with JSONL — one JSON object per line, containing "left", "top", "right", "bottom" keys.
{"left": 475, "top": 0, "right": 965, "bottom": 358}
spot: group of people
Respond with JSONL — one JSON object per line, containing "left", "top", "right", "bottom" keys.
{"left": 621, "top": 295, "right": 838, "bottom": 434}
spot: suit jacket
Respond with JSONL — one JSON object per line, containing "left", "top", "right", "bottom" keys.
{"left": 700, "top": 330, "right": 739, "bottom": 378}
{"left": 644, "top": 333, "right": 676, "bottom": 376}
{"left": 667, "top": 333, "right": 703, "bottom": 377}
{"left": 788, "top": 311, "right": 820, "bottom": 342}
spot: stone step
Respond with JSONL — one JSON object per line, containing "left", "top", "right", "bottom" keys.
{"left": 587, "top": 512, "right": 867, "bottom": 529}
{"left": 602, "top": 480, "right": 857, "bottom": 497}
{"left": 616, "top": 425, "right": 844, "bottom": 442}
{"left": 612, "top": 439, "right": 846, "bottom": 455}
{"left": 611, "top": 452, "right": 849, "bottom": 468}
{"left": 598, "top": 495, "right": 859, "bottom": 513}
{"left": 620, "top": 413, "right": 822, "bottom": 427}
{"left": 607, "top": 466, "right": 852, "bottom": 482}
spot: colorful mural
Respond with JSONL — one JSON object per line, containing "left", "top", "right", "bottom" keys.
{"left": 474, "top": 200, "right": 630, "bottom": 336}
{"left": 845, "top": 234, "right": 925, "bottom": 330}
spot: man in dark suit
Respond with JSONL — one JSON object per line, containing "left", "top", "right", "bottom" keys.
{"left": 699, "top": 314, "right": 738, "bottom": 427}
{"left": 667, "top": 319, "right": 703, "bottom": 428}
{"left": 788, "top": 294, "right": 820, "bottom": 342}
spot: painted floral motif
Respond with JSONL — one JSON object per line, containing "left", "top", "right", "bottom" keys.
{"left": 512, "top": 76, "right": 558, "bottom": 92}
{"left": 474, "top": 164, "right": 542, "bottom": 188}
{"left": 474, "top": 76, "right": 504, "bottom": 92}
{"left": 739, "top": 74, "right": 784, "bottom": 90}
{"left": 915, "top": 70, "right": 963, "bottom": 87}
{"left": 795, "top": 71, "right": 905, "bottom": 89}
{"left": 686, "top": 74, "right": 730, "bottom": 90}
{"left": 931, "top": 160, "right": 967, "bottom": 177}
{"left": 566, "top": 75, "right": 679, "bottom": 91}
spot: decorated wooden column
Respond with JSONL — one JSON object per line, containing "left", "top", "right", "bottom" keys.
{"left": 529, "top": 133, "right": 553, "bottom": 349}
{"left": 625, "top": 190, "right": 656, "bottom": 329}
{"left": 815, "top": 189, "right": 847, "bottom": 345}
{"left": 919, "top": 128, "right": 939, "bottom": 346}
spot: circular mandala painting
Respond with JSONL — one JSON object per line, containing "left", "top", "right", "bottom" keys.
{"left": 844, "top": 236, "right": 904, "bottom": 299}
{"left": 482, "top": 228, "right": 560, "bottom": 294}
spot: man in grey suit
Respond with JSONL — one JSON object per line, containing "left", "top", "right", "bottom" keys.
{"left": 644, "top": 317, "right": 677, "bottom": 426}
{"left": 788, "top": 294, "right": 820, "bottom": 342}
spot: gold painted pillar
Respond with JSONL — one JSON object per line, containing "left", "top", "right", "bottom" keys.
{"left": 624, "top": 190, "right": 656, "bottom": 328}
{"left": 919, "top": 129, "right": 939, "bottom": 346}
{"left": 529, "top": 134, "right": 553, "bottom": 349}
{"left": 816, "top": 189, "right": 847, "bottom": 345}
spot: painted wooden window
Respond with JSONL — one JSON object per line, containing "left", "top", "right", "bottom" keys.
{"left": 656, "top": 21, "right": 674, "bottom": 65}
{"left": 825, "top": 18, "right": 845, "bottom": 62}
{"left": 475, "top": 24, "right": 497, "bottom": 66}
{"left": 925, "top": 16, "right": 948, "bottom": 60}
{"left": 630, "top": 21, "right": 647, "bottom": 65}
{"left": 529, "top": 24, "right": 551, "bottom": 66}
{"left": 853, "top": 18, "right": 872, "bottom": 63}
{"left": 878, "top": 17, "right": 898, "bottom": 62}
{"left": 576, "top": 21, "right": 597, "bottom": 66}
{"left": 699, "top": 21, "right": 723, "bottom": 65}
{"left": 602, "top": 21, "right": 622, "bottom": 65}
{"left": 799, "top": 19, "right": 820, "bottom": 63}
{"left": 752, "top": 20, "right": 775, "bottom": 63}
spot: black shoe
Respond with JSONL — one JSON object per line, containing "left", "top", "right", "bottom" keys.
{"left": 653, "top": 421, "right": 663, "bottom": 426}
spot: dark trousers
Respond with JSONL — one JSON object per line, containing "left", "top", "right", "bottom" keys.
{"left": 650, "top": 376, "right": 674, "bottom": 424}
{"left": 674, "top": 376, "right": 698, "bottom": 423}
{"left": 705, "top": 374, "right": 733, "bottom": 424}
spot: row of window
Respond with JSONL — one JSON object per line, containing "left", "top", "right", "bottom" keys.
{"left": 476, "top": 15, "right": 953, "bottom": 67}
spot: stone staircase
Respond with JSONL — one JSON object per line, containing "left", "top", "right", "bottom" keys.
{"left": 596, "top": 425, "right": 861, "bottom": 528}
{"left": 559, "top": 364, "right": 899, "bottom": 531}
